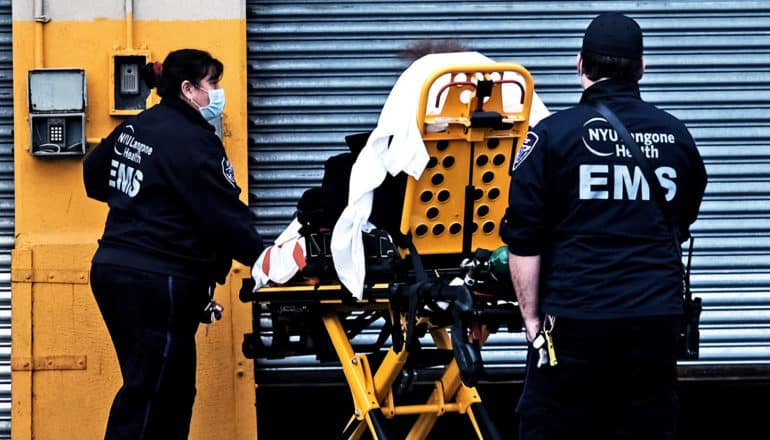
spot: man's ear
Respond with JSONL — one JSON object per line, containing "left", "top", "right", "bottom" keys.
{"left": 640, "top": 58, "right": 647, "bottom": 80}
{"left": 576, "top": 53, "right": 583, "bottom": 77}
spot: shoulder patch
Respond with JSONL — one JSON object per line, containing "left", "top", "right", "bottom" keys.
{"left": 512, "top": 132, "right": 538, "bottom": 172}
{"left": 221, "top": 157, "right": 236, "bottom": 187}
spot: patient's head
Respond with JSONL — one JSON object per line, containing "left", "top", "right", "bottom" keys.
{"left": 399, "top": 39, "right": 469, "bottom": 63}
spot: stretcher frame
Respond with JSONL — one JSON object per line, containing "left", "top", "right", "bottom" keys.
{"left": 241, "top": 62, "right": 534, "bottom": 439}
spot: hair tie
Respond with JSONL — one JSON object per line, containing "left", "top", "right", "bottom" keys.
{"left": 152, "top": 62, "right": 163, "bottom": 82}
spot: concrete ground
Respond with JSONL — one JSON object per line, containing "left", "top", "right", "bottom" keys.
{"left": 256, "top": 379, "right": 768, "bottom": 438}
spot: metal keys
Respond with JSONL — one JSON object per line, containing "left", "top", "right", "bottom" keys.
{"left": 532, "top": 333, "right": 549, "bottom": 368}
{"left": 531, "top": 315, "right": 558, "bottom": 368}
{"left": 544, "top": 315, "right": 558, "bottom": 367}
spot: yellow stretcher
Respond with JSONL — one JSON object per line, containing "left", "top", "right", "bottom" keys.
{"left": 240, "top": 63, "right": 534, "bottom": 439}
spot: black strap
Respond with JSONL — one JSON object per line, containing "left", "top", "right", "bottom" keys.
{"left": 404, "top": 234, "right": 427, "bottom": 282}
{"left": 462, "top": 142, "right": 477, "bottom": 258}
{"left": 588, "top": 101, "right": 692, "bottom": 303}
{"left": 589, "top": 102, "right": 673, "bottom": 231}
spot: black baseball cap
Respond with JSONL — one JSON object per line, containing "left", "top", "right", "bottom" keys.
{"left": 581, "top": 12, "right": 643, "bottom": 60}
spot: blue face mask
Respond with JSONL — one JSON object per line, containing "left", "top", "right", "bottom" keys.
{"left": 197, "top": 87, "right": 226, "bottom": 121}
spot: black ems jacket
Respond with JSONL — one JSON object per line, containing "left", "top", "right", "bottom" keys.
{"left": 501, "top": 79, "right": 707, "bottom": 319}
{"left": 84, "top": 97, "right": 264, "bottom": 284}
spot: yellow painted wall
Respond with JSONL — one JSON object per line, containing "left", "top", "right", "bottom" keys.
{"left": 11, "top": 17, "right": 256, "bottom": 440}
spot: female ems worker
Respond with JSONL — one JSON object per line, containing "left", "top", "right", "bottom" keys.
{"left": 83, "top": 48, "right": 264, "bottom": 439}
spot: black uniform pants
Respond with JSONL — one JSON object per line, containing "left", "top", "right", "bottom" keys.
{"left": 517, "top": 315, "right": 680, "bottom": 440}
{"left": 90, "top": 263, "right": 210, "bottom": 440}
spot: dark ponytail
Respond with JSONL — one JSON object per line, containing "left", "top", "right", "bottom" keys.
{"left": 140, "top": 62, "right": 163, "bottom": 89}
{"left": 141, "top": 49, "right": 223, "bottom": 99}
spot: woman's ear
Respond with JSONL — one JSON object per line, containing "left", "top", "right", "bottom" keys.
{"left": 180, "top": 80, "right": 194, "bottom": 100}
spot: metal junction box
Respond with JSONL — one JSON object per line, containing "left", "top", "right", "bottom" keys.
{"left": 28, "top": 68, "right": 87, "bottom": 157}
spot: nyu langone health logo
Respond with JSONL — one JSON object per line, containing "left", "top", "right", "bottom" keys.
{"left": 113, "top": 124, "right": 154, "bottom": 165}
{"left": 581, "top": 117, "right": 675, "bottom": 160}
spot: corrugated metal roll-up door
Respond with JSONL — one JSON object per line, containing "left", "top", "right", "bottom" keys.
{"left": 246, "top": 0, "right": 770, "bottom": 384}
{"left": 0, "top": 0, "right": 11, "bottom": 435}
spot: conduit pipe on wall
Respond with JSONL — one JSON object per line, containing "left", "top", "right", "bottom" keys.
{"left": 125, "top": 0, "right": 134, "bottom": 50}
{"left": 33, "top": 0, "right": 50, "bottom": 68}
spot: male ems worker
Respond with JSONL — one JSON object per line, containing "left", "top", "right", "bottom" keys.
{"left": 501, "top": 12, "right": 707, "bottom": 440}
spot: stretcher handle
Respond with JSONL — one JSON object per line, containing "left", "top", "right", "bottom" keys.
{"left": 434, "top": 78, "right": 526, "bottom": 108}
{"left": 434, "top": 81, "right": 475, "bottom": 107}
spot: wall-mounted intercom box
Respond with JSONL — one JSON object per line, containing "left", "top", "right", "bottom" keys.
{"left": 110, "top": 50, "right": 152, "bottom": 116}
{"left": 28, "top": 68, "right": 87, "bottom": 156}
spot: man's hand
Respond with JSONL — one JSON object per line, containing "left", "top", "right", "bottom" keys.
{"left": 508, "top": 252, "right": 542, "bottom": 343}
{"left": 524, "top": 317, "right": 542, "bottom": 343}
